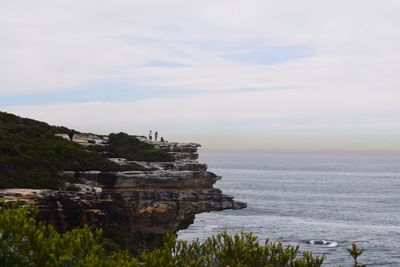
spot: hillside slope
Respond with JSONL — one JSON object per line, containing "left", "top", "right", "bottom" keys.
{"left": 0, "top": 112, "right": 170, "bottom": 189}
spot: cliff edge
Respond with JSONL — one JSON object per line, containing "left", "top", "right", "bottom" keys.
{"left": 0, "top": 130, "right": 246, "bottom": 248}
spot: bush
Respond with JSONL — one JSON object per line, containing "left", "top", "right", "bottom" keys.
{"left": 0, "top": 202, "right": 140, "bottom": 267}
{"left": 0, "top": 202, "right": 367, "bottom": 266}
{"left": 0, "top": 112, "right": 158, "bottom": 189}
{"left": 140, "top": 233, "right": 326, "bottom": 267}
{"left": 0, "top": 203, "right": 332, "bottom": 267}
{"left": 104, "top": 133, "right": 173, "bottom": 162}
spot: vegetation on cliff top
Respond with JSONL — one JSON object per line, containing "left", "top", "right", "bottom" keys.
{"left": 0, "top": 111, "right": 171, "bottom": 189}
{"left": 90, "top": 132, "right": 172, "bottom": 162}
{"left": 1, "top": 203, "right": 369, "bottom": 267}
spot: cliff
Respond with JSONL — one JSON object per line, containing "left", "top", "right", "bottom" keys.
{"left": 0, "top": 132, "right": 246, "bottom": 248}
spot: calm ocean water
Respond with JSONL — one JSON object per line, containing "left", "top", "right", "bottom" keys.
{"left": 178, "top": 152, "right": 400, "bottom": 266}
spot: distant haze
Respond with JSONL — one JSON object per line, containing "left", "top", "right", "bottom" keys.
{"left": 1, "top": 1, "right": 400, "bottom": 151}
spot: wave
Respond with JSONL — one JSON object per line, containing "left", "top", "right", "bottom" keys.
{"left": 308, "top": 240, "right": 338, "bottom": 247}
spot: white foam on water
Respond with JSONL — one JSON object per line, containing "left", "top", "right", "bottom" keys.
{"left": 309, "top": 240, "right": 338, "bottom": 247}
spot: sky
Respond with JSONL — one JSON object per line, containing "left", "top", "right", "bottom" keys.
{"left": 1, "top": 0, "right": 400, "bottom": 151}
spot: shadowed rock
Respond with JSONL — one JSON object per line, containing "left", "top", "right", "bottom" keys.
{"left": 0, "top": 135, "right": 246, "bottom": 248}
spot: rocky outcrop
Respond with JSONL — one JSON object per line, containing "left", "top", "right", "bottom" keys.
{"left": 0, "top": 135, "right": 246, "bottom": 248}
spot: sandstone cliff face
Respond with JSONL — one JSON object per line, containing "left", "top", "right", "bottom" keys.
{"left": 0, "top": 136, "right": 246, "bottom": 247}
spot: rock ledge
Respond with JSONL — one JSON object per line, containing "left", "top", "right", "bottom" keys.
{"left": 0, "top": 135, "right": 246, "bottom": 247}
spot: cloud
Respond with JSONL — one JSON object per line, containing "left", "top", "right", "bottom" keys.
{"left": 1, "top": 0, "right": 400, "bottom": 94}
{"left": 1, "top": 0, "right": 400, "bottom": 150}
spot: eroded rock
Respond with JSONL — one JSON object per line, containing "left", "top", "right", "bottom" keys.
{"left": 0, "top": 137, "right": 246, "bottom": 248}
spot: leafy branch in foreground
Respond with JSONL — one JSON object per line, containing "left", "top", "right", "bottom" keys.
{"left": 347, "top": 243, "right": 365, "bottom": 267}
{"left": 0, "top": 202, "right": 365, "bottom": 266}
{"left": 0, "top": 202, "right": 139, "bottom": 267}
{"left": 141, "top": 232, "right": 326, "bottom": 267}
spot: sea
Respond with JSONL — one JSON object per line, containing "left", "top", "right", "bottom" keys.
{"left": 178, "top": 152, "right": 400, "bottom": 266}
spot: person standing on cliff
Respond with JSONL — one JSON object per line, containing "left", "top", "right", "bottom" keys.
{"left": 68, "top": 130, "right": 74, "bottom": 141}
{"left": 154, "top": 131, "right": 158, "bottom": 141}
{"left": 148, "top": 130, "right": 152, "bottom": 141}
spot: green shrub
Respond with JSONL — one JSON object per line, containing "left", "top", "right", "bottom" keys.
{"left": 104, "top": 132, "right": 173, "bottom": 162}
{"left": 347, "top": 243, "right": 365, "bottom": 267}
{"left": 0, "top": 112, "right": 157, "bottom": 189}
{"left": 0, "top": 202, "right": 140, "bottom": 267}
{"left": 140, "top": 232, "right": 325, "bottom": 267}
{"left": 0, "top": 202, "right": 368, "bottom": 267}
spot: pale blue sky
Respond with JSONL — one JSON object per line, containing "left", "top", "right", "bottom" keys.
{"left": 1, "top": 1, "right": 400, "bottom": 151}
{"left": 223, "top": 46, "right": 313, "bottom": 65}
{"left": 1, "top": 45, "right": 309, "bottom": 105}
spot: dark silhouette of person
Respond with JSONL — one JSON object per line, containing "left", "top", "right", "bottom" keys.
{"left": 148, "top": 130, "right": 152, "bottom": 141}
{"left": 155, "top": 131, "right": 158, "bottom": 141}
{"left": 68, "top": 131, "right": 74, "bottom": 141}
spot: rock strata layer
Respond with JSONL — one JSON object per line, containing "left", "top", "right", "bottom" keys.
{"left": 0, "top": 135, "right": 246, "bottom": 248}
